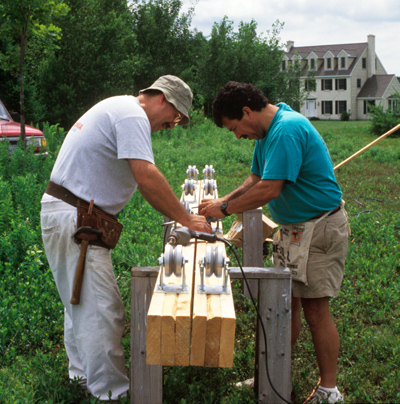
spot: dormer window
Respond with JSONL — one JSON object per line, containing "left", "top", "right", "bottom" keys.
{"left": 341, "top": 57, "right": 346, "bottom": 68}
{"left": 282, "top": 60, "right": 286, "bottom": 70}
{"left": 310, "top": 59, "right": 315, "bottom": 69}
{"left": 326, "top": 58, "right": 332, "bottom": 69}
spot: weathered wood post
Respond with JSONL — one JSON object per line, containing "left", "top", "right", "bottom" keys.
{"left": 131, "top": 267, "right": 163, "bottom": 404}
{"left": 242, "top": 208, "right": 263, "bottom": 299}
{"left": 230, "top": 267, "right": 291, "bottom": 404}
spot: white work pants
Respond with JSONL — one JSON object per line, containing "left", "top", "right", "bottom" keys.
{"left": 40, "top": 197, "right": 129, "bottom": 400}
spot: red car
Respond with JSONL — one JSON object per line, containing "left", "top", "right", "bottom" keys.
{"left": 0, "top": 99, "right": 47, "bottom": 154}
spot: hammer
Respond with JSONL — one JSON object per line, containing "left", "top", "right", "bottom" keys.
{"left": 70, "top": 200, "right": 99, "bottom": 305}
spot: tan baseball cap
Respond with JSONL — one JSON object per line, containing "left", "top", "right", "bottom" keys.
{"left": 139, "top": 75, "right": 193, "bottom": 126}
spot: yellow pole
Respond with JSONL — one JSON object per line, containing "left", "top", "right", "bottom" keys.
{"left": 334, "top": 122, "right": 400, "bottom": 171}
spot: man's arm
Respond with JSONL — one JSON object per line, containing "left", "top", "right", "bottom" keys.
{"left": 220, "top": 173, "right": 261, "bottom": 202}
{"left": 199, "top": 178, "right": 284, "bottom": 218}
{"left": 129, "top": 159, "right": 211, "bottom": 232}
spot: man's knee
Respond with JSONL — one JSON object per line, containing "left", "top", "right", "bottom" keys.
{"left": 301, "top": 297, "right": 332, "bottom": 328}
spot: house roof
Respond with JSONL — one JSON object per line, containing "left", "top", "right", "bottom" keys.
{"left": 286, "top": 42, "right": 368, "bottom": 77}
{"left": 357, "top": 75, "right": 396, "bottom": 99}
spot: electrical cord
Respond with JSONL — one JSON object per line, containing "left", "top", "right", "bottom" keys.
{"left": 218, "top": 236, "right": 292, "bottom": 404}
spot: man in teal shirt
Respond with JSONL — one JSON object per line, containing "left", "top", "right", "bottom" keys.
{"left": 199, "top": 81, "right": 348, "bottom": 404}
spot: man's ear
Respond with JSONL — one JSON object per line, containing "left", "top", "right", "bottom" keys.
{"left": 242, "top": 106, "right": 253, "bottom": 118}
{"left": 158, "top": 93, "right": 166, "bottom": 106}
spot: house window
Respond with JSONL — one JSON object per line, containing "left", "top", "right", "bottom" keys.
{"left": 362, "top": 58, "right": 367, "bottom": 68}
{"left": 322, "top": 79, "right": 333, "bottom": 91}
{"left": 310, "top": 59, "right": 315, "bottom": 69}
{"left": 282, "top": 60, "right": 286, "bottom": 70}
{"left": 364, "top": 100, "right": 375, "bottom": 114}
{"left": 322, "top": 101, "right": 333, "bottom": 115}
{"left": 341, "top": 57, "right": 346, "bottom": 68}
{"left": 357, "top": 78, "right": 362, "bottom": 88}
{"left": 326, "top": 58, "right": 332, "bottom": 69}
{"left": 335, "top": 101, "right": 347, "bottom": 114}
{"left": 305, "top": 79, "right": 316, "bottom": 91}
{"left": 335, "top": 79, "right": 347, "bottom": 90}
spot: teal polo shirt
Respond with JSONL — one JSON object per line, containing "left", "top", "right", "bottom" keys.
{"left": 251, "top": 103, "right": 342, "bottom": 225}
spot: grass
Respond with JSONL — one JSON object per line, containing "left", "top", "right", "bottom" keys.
{"left": 0, "top": 119, "right": 399, "bottom": 403}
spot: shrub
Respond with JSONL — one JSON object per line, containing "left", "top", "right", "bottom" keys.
{"left": 340, "top": 110, "right": 351, "bottom": 121}
{"left": 368, "top": 93, "right": 400, "bottom": 137}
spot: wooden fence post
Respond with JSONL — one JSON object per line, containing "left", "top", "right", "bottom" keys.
{"left": 242, "top": 208, "right": 263, "bottom": 299}
{"left": 230, "top": 267, "right": 291, "bottom": 404}
{"left": 131, "top": 267, "right": 163, "bottom": 404}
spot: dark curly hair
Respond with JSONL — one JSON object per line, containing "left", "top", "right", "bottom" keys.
{"left": 212, "top": 81, "right": 270, "bottom": 127}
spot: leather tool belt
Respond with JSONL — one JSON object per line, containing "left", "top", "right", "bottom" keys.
{"left": 45, "top": 181, "right": 123, "bottom": 250}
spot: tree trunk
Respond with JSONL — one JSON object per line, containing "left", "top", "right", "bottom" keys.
{"left": 19, "top": 24, "right": 27, "bottom": 148}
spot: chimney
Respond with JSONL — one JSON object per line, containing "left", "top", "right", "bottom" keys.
{"left": 367, "top": 34, "right": 376, "bottom": 78}
{"left": 286, "top": 40, "right": 294, "bottom": 52}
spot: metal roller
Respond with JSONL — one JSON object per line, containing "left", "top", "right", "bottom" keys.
{"left": 204, "top": 245, "right": 225, "bottom": 278}
{"left": 182, "top": 179, "right": 196, "bottom": 196}
{"left": 181, "top": 200, "right": 192, "bottom": 213}
{"left": 203, "top": 179, "right": 217, "bottom": 196}
{"left": 186, "top": 165, "right": 199, "bottom": 180}
{"left": 163, "top": 244, "right": 184, "bottom": 277}
{"left": 203, "top": 164, "right": 215, "bottom": 179}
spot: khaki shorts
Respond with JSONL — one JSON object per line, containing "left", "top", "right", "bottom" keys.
{"left": 292, "top": 209, "right": 349, "bottom": 299}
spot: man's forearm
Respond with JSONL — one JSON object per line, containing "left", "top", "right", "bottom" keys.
{"left": 226, "top": 179, "right": 284, "bottom": 214}
{"left": 130, "top": 160, "right": 191, "bottom": 224}
{"left": 221, "top": 173, "right": 261, "bottom": 202}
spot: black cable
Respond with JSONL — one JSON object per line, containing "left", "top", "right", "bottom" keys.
{"left": 219, "top": 237, "right": 292, "bottom": 404}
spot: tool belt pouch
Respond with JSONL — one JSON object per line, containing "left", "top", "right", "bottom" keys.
{"left": 75, "top": 200, "right": 123, "bottom": 249}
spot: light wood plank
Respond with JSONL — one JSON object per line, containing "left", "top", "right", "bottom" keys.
{"left": 175, "top": 243, "right": 195, "bottom": 366}
{"left": 161, "top": 293, "right": 177, "bottom": 366}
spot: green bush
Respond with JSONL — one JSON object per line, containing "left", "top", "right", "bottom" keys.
{"left": 340, "top": 110, "right": 351, "bottom": 121}
{"left": 368, "top": 93, "right": 400, "bottom": 137}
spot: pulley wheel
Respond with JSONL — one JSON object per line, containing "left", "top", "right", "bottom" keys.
{"left": 163, "top": 244, "right": 184, "bottom": 277}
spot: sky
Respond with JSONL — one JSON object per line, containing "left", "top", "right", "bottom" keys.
{"left": 181, "top": 0, "right": 400, "bottom": 77}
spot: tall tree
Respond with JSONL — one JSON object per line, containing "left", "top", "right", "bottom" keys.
{"left": 0, "top": 0, "right": 68, "bottom": 145}
{"left": 36, "top": 0, "right": 136, "bottom": 128}
{"left": 130, "top": 0, "right": 201, "bottom": 92}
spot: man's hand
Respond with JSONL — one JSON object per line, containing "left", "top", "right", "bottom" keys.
{"left": 182, "top": 213, "right": 212, "bottom": 233}
{"left": 198, "top": 198, "right": 226, "bottom": 219}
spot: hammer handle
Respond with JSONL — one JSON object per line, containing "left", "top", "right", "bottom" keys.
{"left": 70, "top": 239, "right": 89, "bottom": 305}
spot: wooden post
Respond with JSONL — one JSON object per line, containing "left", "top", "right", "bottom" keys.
{"left": 230, "top": 267, "right": 291, "bottom": 404}
{"left": 131, "top": 267, "right": 163, "bottom": 404}
{"left": 242, "top": 208, "right": 263, "bottom": 299}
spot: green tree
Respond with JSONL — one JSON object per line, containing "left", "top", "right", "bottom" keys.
{"left": 130, "top": 0, "right": 202, "bottom": 93}
{"left": 36, "top": 0, "right": 136, "bottom": 128}
{"left": 0, "top": 0, "right": 68, "bottom": 144}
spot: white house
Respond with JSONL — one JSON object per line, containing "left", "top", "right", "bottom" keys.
{"left": 284, "top": 35, "right": 400, "bottom": 120}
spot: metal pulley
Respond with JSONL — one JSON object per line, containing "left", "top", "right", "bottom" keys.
{"left": 204, "top": 245, "right": 225, "bottom": 277}
{"left": 157, "top": 244, "right": 188, "bottom": 293}
{"left": 182, "top": 179, "right": 196, "bottom": 196}
{"left": 203, "top": 165, "right": 215, "bottom": 179}
{"left": 198, "top": 245, "right": 230, "bottom": 294}
{"left": 203, "top": 179, "right": 217, "bottom": 196}
{"left": 181, "top": 200, "right": 192, "bottom": 213}
{"left": 186, "top": 165, "right": 199, "bottom": 180}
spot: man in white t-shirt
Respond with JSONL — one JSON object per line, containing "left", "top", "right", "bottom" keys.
{"left": 41, "top": 76, "right": 211, "bottom": 401}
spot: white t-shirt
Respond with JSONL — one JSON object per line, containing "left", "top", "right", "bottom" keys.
{"left": 50, "top": 96, "right": 154, "bottom": 214}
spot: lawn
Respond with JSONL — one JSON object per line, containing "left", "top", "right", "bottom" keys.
{"left": 0, "top": 119, "right": 399, "bottom": 403}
